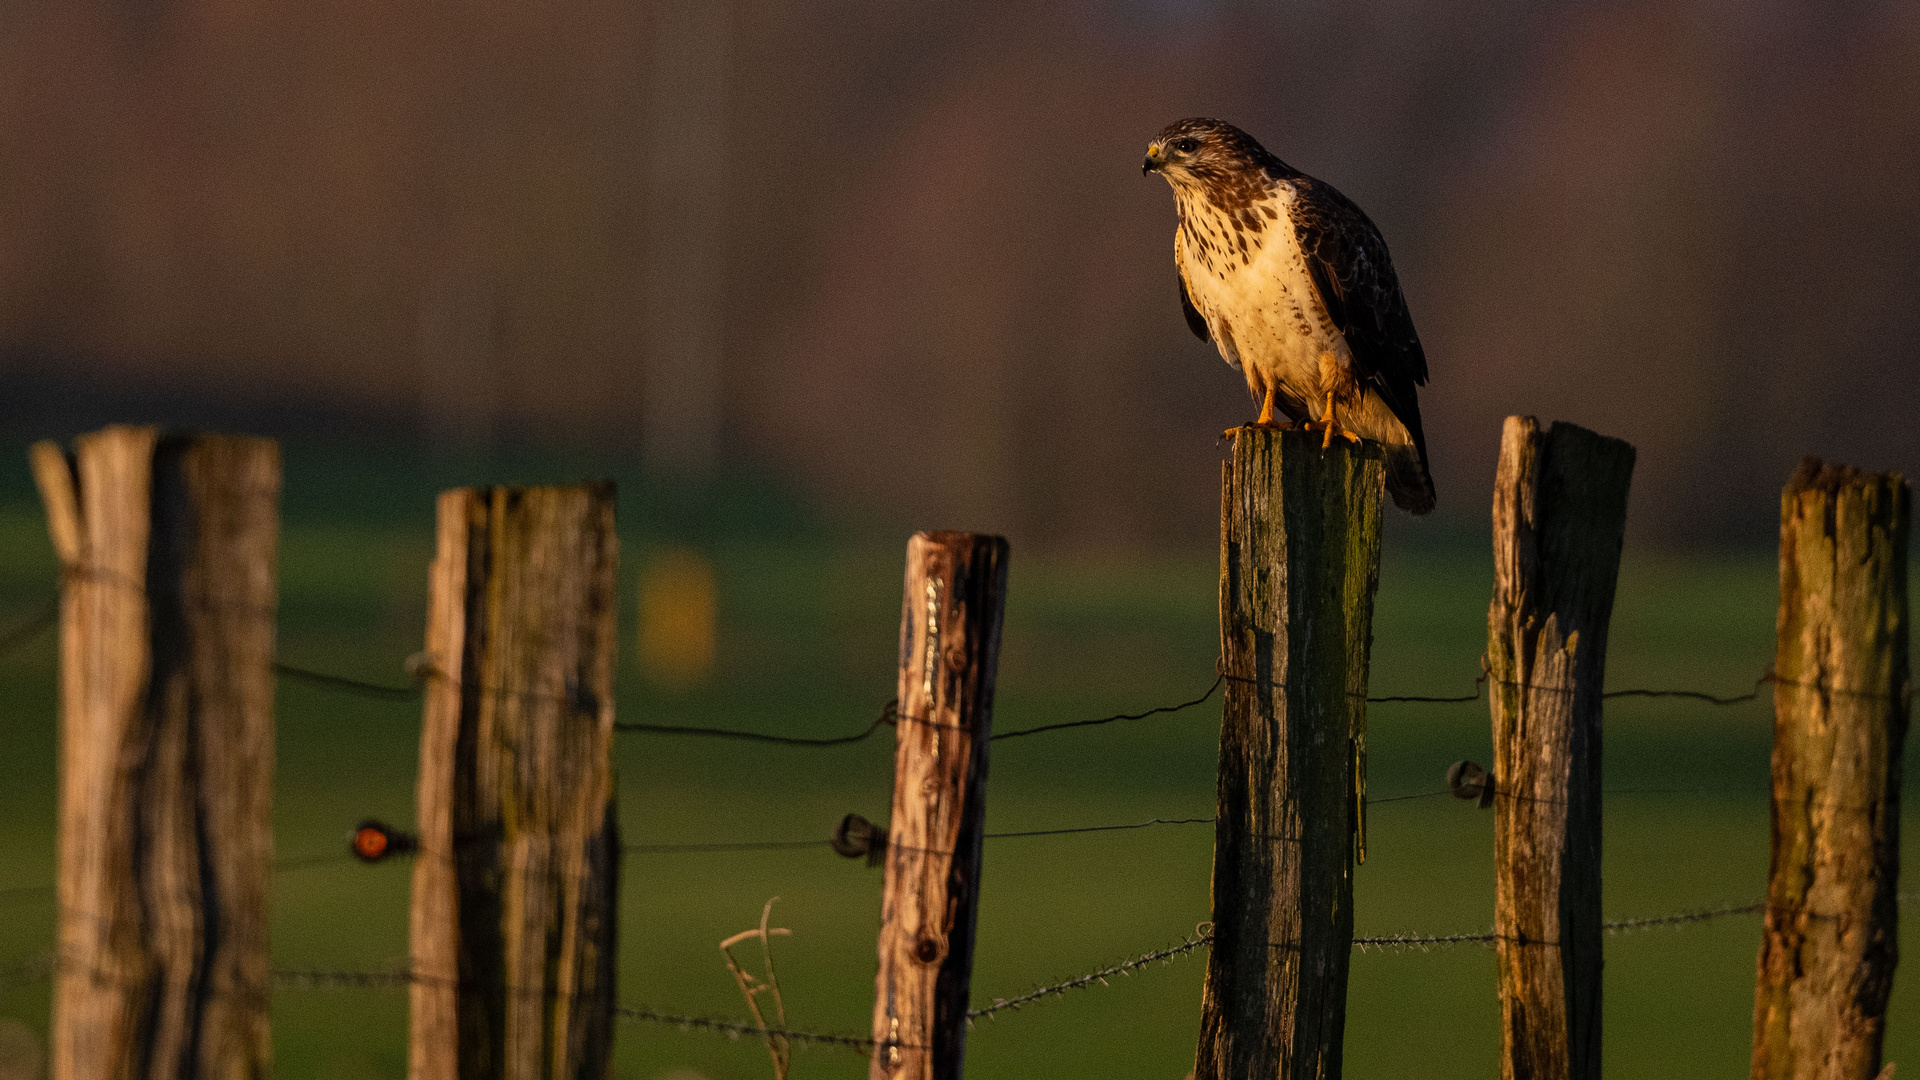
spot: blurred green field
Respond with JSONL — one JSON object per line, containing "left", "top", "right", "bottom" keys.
{"left": 0, "top": 454, "right": 1914, "bottom": 1080}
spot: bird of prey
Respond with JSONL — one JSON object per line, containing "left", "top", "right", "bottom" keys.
{"left": 1143, "top": 117, "right": 1435, "bottom": 515}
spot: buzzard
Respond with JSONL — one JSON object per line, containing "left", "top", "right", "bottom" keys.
{"left": 1144, "top": 118, "right": 1435, "bottom": 514}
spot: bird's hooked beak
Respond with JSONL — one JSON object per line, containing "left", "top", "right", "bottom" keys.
{"left": 1142, "top": 142, "right": 1163, "bottom": 175}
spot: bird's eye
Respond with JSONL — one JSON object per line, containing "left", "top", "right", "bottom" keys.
{"left": 1174, "top": 138, "right": 1200, "bottom": 154}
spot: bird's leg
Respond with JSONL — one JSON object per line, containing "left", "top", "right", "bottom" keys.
{"left": 1304, "top": 388, "right": 1362, "bottom": 448}
{"left": 1300, "top": 353, "right": 1364, "bottom": 447}
{"left": 1224, "top": 386, "right": 1292, "bottom": 439}
{"left": 1254, "top": 386, "right": 1291, "bottom": 428}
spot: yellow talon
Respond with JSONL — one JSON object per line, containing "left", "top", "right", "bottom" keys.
{"left": 1304, "top": 390, "right": 1360, "bottom": 447}
{"left": 1247, "top": 386, "right": 1291, "bottom": 431}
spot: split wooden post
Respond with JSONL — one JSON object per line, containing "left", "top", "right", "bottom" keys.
{"left": 32, "top": 426, "right": 279, "bottom": 1080}
{"left": 1752, "top": 460, "right": 1909, "bottom": 1080}
{"left": 1194, "top": 428, "right": 1384, "bottom": 1080}
{"left": 410, "top": 485, "right": 621, "bottom": 1080}
{"left": 870, "top": 531, "right": 1008, "bottom": 1080}
{"left": 1487, "top": 417, "right": 1635, "bottom": 1080}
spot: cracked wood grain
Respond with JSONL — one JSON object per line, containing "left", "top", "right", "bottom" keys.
{"left": 1753, "top": 460, "right": 1908, "bottom": 1080}
{"left": 1489, "top": 416, "right": 1634, "bottom": 1080}
{"left": 871, "top": 531, "right": 1006, "bottom": 1080}
{"left": 37, "top": 427, "right": 279, "bottom": 1080}
{"left": 410, "top": 485, "right": 619, "bottom": 1080}
{"left": 1195, "top": 427, "right": 1383, "bottom": 1080}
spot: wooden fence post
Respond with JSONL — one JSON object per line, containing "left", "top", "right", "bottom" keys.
{"left": 1487, "top": 417, "right": 1635, "bottom": 1080}
{"left": 1195, "top": 428, "right": 1384, "bottom": 1080}
{"left": 409, "top": 485, "right": 621, "bottom": 1080}
{"left": 1752, "top": 460, "right": 1909, "bottom": 1080}
{"left": 870, "top": 531, "right": 1008, "bottom": 1080}
{"left": 32, "top": 426, "right": 279, "bottom": 1080}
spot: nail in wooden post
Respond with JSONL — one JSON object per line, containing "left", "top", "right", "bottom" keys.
{"left": 1752, "top": 460, "right": 1908, "bottom": 1080}
{"left": 34, "top": 426, "right": 279, "bottom": 1080}
{"left": 871, "top": 531, "right": 1007, "bottom": 1080}
{"left": 410, "top": 485, "right": 620, "bottom": 1080}
{"left": 1195, "top": 428, "right": 1384, "bottom": 1080}
{"left": 1488, "top": 417, "right": 1634, "bottom": 1080}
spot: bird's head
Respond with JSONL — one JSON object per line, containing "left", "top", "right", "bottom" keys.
{"left": 1143, "top": 118, "right": 1279, "bottom": 191}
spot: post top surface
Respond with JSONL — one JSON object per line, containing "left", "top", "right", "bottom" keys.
{"left": 1786, "top": 457, "right": 1908, "bottom": 498}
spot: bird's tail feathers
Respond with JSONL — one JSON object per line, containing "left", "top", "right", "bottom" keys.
{"left": 1386, "top": 443, "right": 1435, "bottom": 516}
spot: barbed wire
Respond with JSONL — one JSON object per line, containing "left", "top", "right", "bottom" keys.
{"left": 1352, "top": 929, "right": 1503, "bottom": 952}
{"left": 4, "top": 956, "right": 887, "bottom": 1052}
{"left": 267, "top": 966, "right": 883, "bottom": 1049}
{"left": 967, "top": 891, "right": 1920, "bottom": 1019}
{"left": 9, "top": 892, "right": 1915, "bottom": 1053}
{"left": 610, "top": 1005, "right": 878, "bottom": 1050}
{"left": 968, "top": 927, "right": 1215, "bottom": 1023}
{"left": 1603, "top": 900, "right": 1768, "bottom": 933}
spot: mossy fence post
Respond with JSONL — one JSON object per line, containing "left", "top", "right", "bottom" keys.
{"left": 32, "top": 426, "right": 280, "bottom": 1080}
{"left": 1752, "top": 460, "right": 1908, "bottom": 1080}
{"left": 1486, "top": 416, "right": 1634, "bottom": 1080}
{"left": 870, "top": 531, "right": 1008, "bottom": 1080}
{"left": 1194, "top": 427, "right": 1384, "bottom": 1080}
{"left": 409, "top": 484, "right": 621, "bottom": 1080}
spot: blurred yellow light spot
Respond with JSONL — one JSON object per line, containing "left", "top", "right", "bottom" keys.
{"left": 637, "top": 547, "right": 718, "bottom": 689}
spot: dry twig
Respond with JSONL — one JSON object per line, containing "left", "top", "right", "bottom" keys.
{"left": 720, "top": 898, "right": 795, "bottom": 1079}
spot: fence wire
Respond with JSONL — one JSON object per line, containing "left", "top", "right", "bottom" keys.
{"left": 0, "top": 579, "right": 1814, "bottom": 754}
{"left": 972, "top": 891, "right": 1919, "bottom": 1021}
{"left": 266, "top": 642, "right": 1800, "bottom": 749}
{"left": 6, "top": 887, "right": 1915, "bottom": 1053}
{"left": 969, "top": 928, "right": 1215, "bottom": 1023}
{"left": 269, "top": 966, "right": 882, "bottom": 1050}
{"left": 3, "top": 587, "right": 1909, "bottom": 1055}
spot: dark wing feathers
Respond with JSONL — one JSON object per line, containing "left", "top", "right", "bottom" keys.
{"left": 1291, "top": 177, "right": 1432, "bottom": 468}
{"left": 1178, "top": 271, "right": 1210, "bottom": 343}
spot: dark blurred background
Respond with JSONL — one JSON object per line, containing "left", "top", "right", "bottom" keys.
{"left": 4, "top": 0, "right": 1916, "bottom": 548}
{"left": 3, "top": 6, "right": 1919, "bottom": 1079}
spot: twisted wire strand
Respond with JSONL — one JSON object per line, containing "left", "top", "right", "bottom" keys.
{"left": 269, "top": 966, "right": 882, "bottom": 1049}
{"left": 7, "top": 956, "right": 885, "bottom": 1052}
{"left": 1351, "top": 929, "right": 1502, "bottom": 952}
{"left": 969, "top": 893, "right": 1920, "bottom": 1018}
{"left": 968, "top": 929, "right": 1215, "bottom": 1022}
{"left": 10, "top": 895, "right": 1916, "bottom": 1046}
{"left": 1602, "top": 900, "right": 1767, "bottom": 933}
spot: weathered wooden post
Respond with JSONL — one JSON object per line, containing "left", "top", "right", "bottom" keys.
{"left": 410, "top": 485, "right": 621, "bottom": 1080}
{"left": 1487, "top": 417, "right": 1634, "bottom": 1080}
{"left": 32, "top": 426, "right": 279, "bottom": 1080}
{"left": 870, "top": 531, "right": 1007, "bottom": 1080}
{"left": 1194, "top": 428, "right": 1383, "bottom": 1080}
{"left": 1752, "top": 460, "right": 1908, "bottom": 1080}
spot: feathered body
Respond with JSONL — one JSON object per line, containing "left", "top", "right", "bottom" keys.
{"left": 1145, "top": 118, "right": 1435, "bottom": 514}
